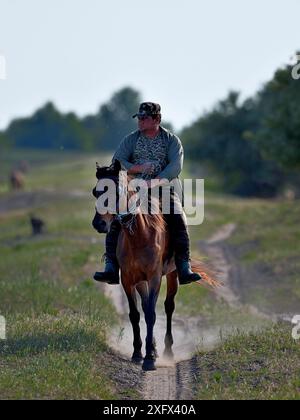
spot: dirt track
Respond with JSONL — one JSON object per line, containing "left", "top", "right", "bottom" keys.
{"left": 100, "top": 223, "right": 246, "bottom": 400}
{"left": 99, "top": 221, "right": 283, "bottom": 400}
{"left": 200, "top": 224, "right": 291, "bottom": 323}
{"left": 200, "top": 223, "right": 275, "bottom": 320}
{"left": 102, "top": 283, "right": 208, "bottom": 400}
{"left": 0, "top": 191, "right": 276, "bottom": 400}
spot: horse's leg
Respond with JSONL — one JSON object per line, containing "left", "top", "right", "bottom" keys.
{"left": 123, "top": 284, "right": 143, "bottom": 364}
{"left": 136, "top": 282, "right": 158, "bottom": 359}
{"left": 163, "top": 270, "right": 178, "bottom": 360}
{"left": 142, "top": 278, "right": 161, "bottom": 371}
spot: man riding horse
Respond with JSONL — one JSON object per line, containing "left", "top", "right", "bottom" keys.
{"left": 92, "top": 102, "right": 201, "bottom": 286}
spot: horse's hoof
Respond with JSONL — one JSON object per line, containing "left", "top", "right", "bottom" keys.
{"left": 131, "top": 352, "right": 143, "bottom": 364}
{"left": 163, "top": 349, "right": 174, "bottom": 360}
{"left": 142, "top": 358, "right": 156, "bottom": 371}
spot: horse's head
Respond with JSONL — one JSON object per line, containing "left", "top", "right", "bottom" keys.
{"left": 93, "top": 159, "right": 154, "bottom": 235}
{"left": 93, "top": 159, "right": 126, "bottom": 233}
{"left": 95, "top": 159, "right": 122, "bottom": 182}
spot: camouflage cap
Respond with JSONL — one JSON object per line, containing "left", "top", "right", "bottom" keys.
{"left": 132, "top": 102, "right": 161, "bottom": 118}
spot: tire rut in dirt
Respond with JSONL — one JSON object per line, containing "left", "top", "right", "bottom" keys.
{"left": 144, "top": 367, "right": 177, "bottom": 400}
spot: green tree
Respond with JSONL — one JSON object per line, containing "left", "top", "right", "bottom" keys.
{"left": 3, "top": 86, "right": 174, "bottom": 152}
{"left": 254, "top": 58, "right": 300, "bottom": 170}
{"left": 83, "top": 86, "right": 142, "bottom": 150}
{"left": 181, "top": 91, "right": 282, "bottom": 197}
{"left": 5, "top": 102, "right": 92, "bottom": 150}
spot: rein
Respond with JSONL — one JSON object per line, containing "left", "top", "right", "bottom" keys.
{"left": 115, "top": 198, "right": 138, "bottom": 235}
{"left": 96, "top": 165, "right": 152, "bottom": 236}
{"left": 116, "top": 170, "right": 150, "bottom": 235}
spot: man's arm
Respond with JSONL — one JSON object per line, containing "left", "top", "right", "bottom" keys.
{"left": 112, "top": 134, "right": 135, "bottom": 171}
{"left": 112, "top": 134, "right": 156, "bottom": 175}
{"left": 156, "top": 134, "right": 184, "bottom": 181}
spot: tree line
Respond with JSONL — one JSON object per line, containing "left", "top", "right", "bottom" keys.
{"left": 1, "top": 54, "right": 299, "bottom": 197}
{"left": 0, "top": 87, "right": 146, "bottom": 152}
{"left": 181, "top": 55, "right": 300, "bottom": 197}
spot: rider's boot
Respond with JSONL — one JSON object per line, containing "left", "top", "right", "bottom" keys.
{"left": 171, "top": 214, "right": 202, "bottom": 285}
{"left": 175, "top": 257, "right": 202, "bottom": 285}
{"left": 94, "top": 221, "right": 121, "bottom": 285}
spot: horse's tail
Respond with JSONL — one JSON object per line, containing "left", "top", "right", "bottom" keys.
{"left": 191, "top": 258, "right": 221, "bottom": 289}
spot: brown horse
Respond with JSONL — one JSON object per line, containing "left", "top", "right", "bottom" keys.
{"left": 10, "top": 170, "right": 25, "bottom": 190}
{"left": 94, "top": 160, "right": 217, "bottom": 371}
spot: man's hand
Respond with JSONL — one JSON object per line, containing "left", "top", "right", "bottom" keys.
{"left": 141, "top": 162, "right": 155, "bottom": 174}
{"left": 128, "top": 162, "right": 154, "bottom": 175}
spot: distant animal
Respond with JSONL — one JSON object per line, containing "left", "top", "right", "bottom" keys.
{"left": 10, "top": 170, "right": 25, "bottom": 190}
{"left": 30, "top": 216, "right": 45, "bottom": 236}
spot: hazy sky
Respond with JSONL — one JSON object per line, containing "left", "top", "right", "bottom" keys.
{"left": 0, "top": 0, "right": 299, "bottom": 131}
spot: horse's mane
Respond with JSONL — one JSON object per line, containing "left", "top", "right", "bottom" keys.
{"left": 141, "top": 211, "right": 166, "bottom": 235}
{"left": 126, "top": 174, "right": 166, "bottom": 235}
{"left": 96, "top": 164, "right": 166, "bottom": 235}
{"left": 96, "top": 163, "right": 220, "bottom": 288}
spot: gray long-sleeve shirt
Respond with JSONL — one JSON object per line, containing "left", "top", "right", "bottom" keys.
{"left": 112, "top": 126, "right": 184, "bottom": 182}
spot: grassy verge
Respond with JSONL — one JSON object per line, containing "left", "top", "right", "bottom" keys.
{"left": 167, "top": 194, "right": 300, "bottom": 318}
{"left": 194, "top": 323, "right": 300, "bottom": 400}
{"left": 0, "top": 151, "right": 144, "bottom": 398}
{"left": 0, "top": 200, "right": 122, "bottom": 398}
{"left": 0, "top": 148, "right": 112, "bottom": 193}
{"left": 0, "top": 314, "right": 113, "bottom": 399}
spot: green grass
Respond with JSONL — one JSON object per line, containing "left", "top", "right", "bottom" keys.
{"left": 0, "top": 314, "right": 115, "bottom": 400}
{"left": 0, "top": 198, "right": 126, "bottom": 398}
{"left": 0, "top": 149, "right": 138, "bottom": 399}
{"left": 166, "top": 193, "right": 300, "bottom": 315}
{"left": 0, "top": 147, "right": 112, "bottom": 193}
{"left": 194, "top": 323, "right": 300, "bottom": 400}
{"left": 1, "top": 147, "right": 300, "bottom": 399}
{"left": 204, "top": 195, "right": 300, "bottom": 267}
